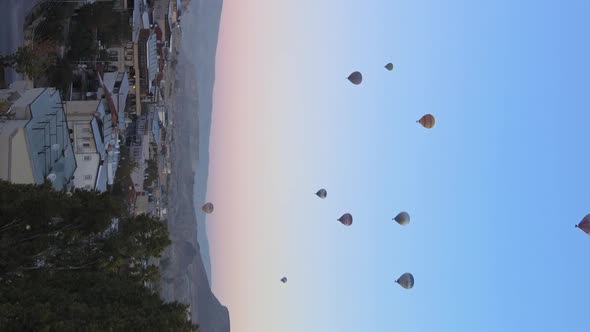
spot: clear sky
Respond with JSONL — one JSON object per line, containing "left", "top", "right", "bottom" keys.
{"left": 206, "top": 0, "right": 590, "bottom": 331}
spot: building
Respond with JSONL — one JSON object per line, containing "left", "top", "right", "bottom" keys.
{"left": 127, "top": 114, "right": 149, "bottom": 196}
{"left": 64, "top": 100, "right": 108, "bottom": 192}
{"left": 65, "top": 66, "right": 128, "bottom": 190}
{"left": 130, "top": 0, "right": 164, "bottom": 115}
{"left": 168, "top": 0, "right": 178, "bottom": 28}
{"left": 99, "top": 71, "right": 130, "bottom": 130}
{"left": 137, "top": 29, "right": 159, "bottom": 99}
{"left": 150, "top": 107, "right": 161, "bottom": 146}
{"left": 105, "top": 43, "right": 135, "bottom": 75}
{"left": 0, "top": 80, "right": 33, "bottom": 98}
{"left": 153, "top": 0, "right": 169, "bottom": 34}
{"left": 0, "top": 88, "right": 76, "bottom": 190}
{"left": 97, "top": 71, "right": 127, "bottom": 185}
{"left": 155, "top": 102, "right": 168, "bottom": 126}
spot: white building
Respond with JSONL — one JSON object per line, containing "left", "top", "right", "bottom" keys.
{"left": 99, "top": 71, "right": 130, "bottom": 130}
{"left": 0, "top": 88, "right": 77, "bottom": 190}
{"left": 64, "top": 100, "right": 108, "bottom": 192}
{"left": 137, "top": 29, "right": 159, "bottom": 98}
{"left": 129, "top": 114, "right": 149, "bottom": 195}
{"left": 105, "top": 43, "right": 134, "bottom": 75}
{"left": 98, "top": 71, "right": 129, "bottom": 185}
{"left": 64, "top": 68, "right": 130, "bottom": 191}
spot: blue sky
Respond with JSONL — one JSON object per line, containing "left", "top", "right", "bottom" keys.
{"left": 209, "top": 0, "right": 590, "bottom": 331}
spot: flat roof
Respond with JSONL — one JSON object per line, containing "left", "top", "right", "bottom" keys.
{"left": 24, "top": 88, "right": 77, "bottom": 190}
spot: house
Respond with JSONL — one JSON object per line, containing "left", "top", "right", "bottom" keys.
{"left": 130, "top": 0, "right": 158, "bottom": 112}
{"left": 64, "top": 100, "right": 108, "bottom": 192}
{"left": 137, "top": 29, "right": 159, "bottom": 99}
{"left": 0, "top": 88, "right": 76, "bottom": 190}
{"left": 99, "top": 71, "right": 130, "bottom": 130}
{"left": 153, "top": 0, "right": 169, "bottom": 35}
{"left": 150, "top": 107, "right": 161, "bottom": 146}
{"left": 127, "top": 114, "right": 149, "bottom": 196}
{"left": 97, "top": 71, "right": 126, "bottom": 185}
{"left": 168, "top": 0, "right": 178, "bottom": 28}
{"left": 105, "top": 43, "right": 135, "bottom": 75}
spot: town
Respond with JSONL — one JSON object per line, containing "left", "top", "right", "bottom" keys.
{"left": 1, "top": 0, "right": 183, "bottom": 220}
{"left": 0, "top": 0, "right": 202, "bottom": 330}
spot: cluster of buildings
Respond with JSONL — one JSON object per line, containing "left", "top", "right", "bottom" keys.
{"left": 0, "top": 0, "right": 183, "bottom": 218}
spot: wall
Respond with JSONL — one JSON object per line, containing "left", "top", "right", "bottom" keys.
{"left": 73, "top": 153, "right": 100, "bottom": 190}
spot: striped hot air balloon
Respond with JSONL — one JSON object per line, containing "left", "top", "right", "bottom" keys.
{"left": 417, "top": 114, "right": 436, "bottom": 129}
{"left": 338, "top": 213, "right": 353, "bottom": 226}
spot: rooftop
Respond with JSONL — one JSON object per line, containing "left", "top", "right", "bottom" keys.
{"left": 0, "top": 88, "right": 76, "bottom": 190}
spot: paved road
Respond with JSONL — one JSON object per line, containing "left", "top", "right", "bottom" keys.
{"left": 0, "top": 0, "right": 43, "bottom": 84}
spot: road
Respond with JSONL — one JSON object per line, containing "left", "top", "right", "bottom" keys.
{"left": 0, "top": 0, "right": 43, "bottom": 85}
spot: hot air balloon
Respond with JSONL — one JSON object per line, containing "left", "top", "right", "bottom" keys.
{"left": 347, "top": 71, "right": 362, "bottom": 85}
{"left": 338, "top": 213, "right": 353, "bottom": 226}
{"left": 315, "top": 189, "right": 327, "bottom": 199}
{"left": 395, "top": 273, "right": 414, "bottom": 289}
{"left": 393, "top": 212, "right": 410, "bottom": 226}
{"left": 576, "top": 214, "right": 590, "bottom": 235}
{"left": 202, "top": 202, "right": 214, "bottom": 214}
{"left": 417, "top": 114, "right": 435, "bottom": 129}
{"left": 385, "top": 63, "right": 394, "bottom": 71}
{"left": 281, "top": 277, "right": 288, "bottom": 283}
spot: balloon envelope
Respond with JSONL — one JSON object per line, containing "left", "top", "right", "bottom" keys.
{"left": 315, "top": 189, "right": 327, "bottom": 199}
{"left": 338, "top": 213, "right": 353, "bottom": 226}
{"left": 347, "top": 71, "right": 362, "bottom": 85}
{"left": 281, "top": 277, "right": 288, "bottom": 283}
{"left": 576, "top": 214, "right": 590, "bottom": 235}
{"left": 394, "top": 211, "right": 410, "bottom": 226}
{"left": 396, "top": 273, "right": 414, "bottom": 289}
{"left": 418, "top": 114, "right": 436, "bottom": 129}
{"left": 385, "top": 63, "right": 394, "bottom": 71}
{"left": 202, "top": 202, "right": 214, "bottom": 214}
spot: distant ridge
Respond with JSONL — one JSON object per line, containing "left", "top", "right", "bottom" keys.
{"left": 158, "top": 0, "right": 230, "bottom": 331}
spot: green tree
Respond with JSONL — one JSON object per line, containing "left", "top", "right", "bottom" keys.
{"left": 0, "top": 182, "right": 197, "bottom": 331}
{"left": 76, "top": 3, "right": 132, "bottom": 47}
{"left": 68, "top": 25, "right": 98, "bottom": 60}
{"left": 144, "top": 158, "right": 159, "bottom": 187}
{"left": 0, "top": 271, "right": 199, "bottom": 331}
{"left": 0, "top": 43, "right": 56, "bottom": 80}
{"left": 105, "top": 214, "right": 171, "bottom": 260}
{"left": 0, "top": 181, "right": 122, "bottom": 277}
{"left": 111, "top": 143, "right": 137, "bottom": 213}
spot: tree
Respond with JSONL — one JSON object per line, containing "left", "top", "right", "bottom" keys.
{"left": 0, "top": 181, "right": 122, "bottom": 277}
{"left": 111, "top": 144, "right": 137, "bottom": 213}
{"left": 68, "top": 25, "right": 98, "bottom": 60}
{"left": 0, "top": 271, "right": 199, "bottom": 331}
{"left": 105, "top": 214, "right": 171, "bottom": 260}
{"left": 144, "top": 158, "right": 159, "bottom": 187}
{"left": 0, "top": 182, "right": 198, "bottom": 331}
{"left": 76, "top": 3, "right": 132, "bottom": 48}
{"left": 0, "top": 42, "right": 57, "bottom": 80}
